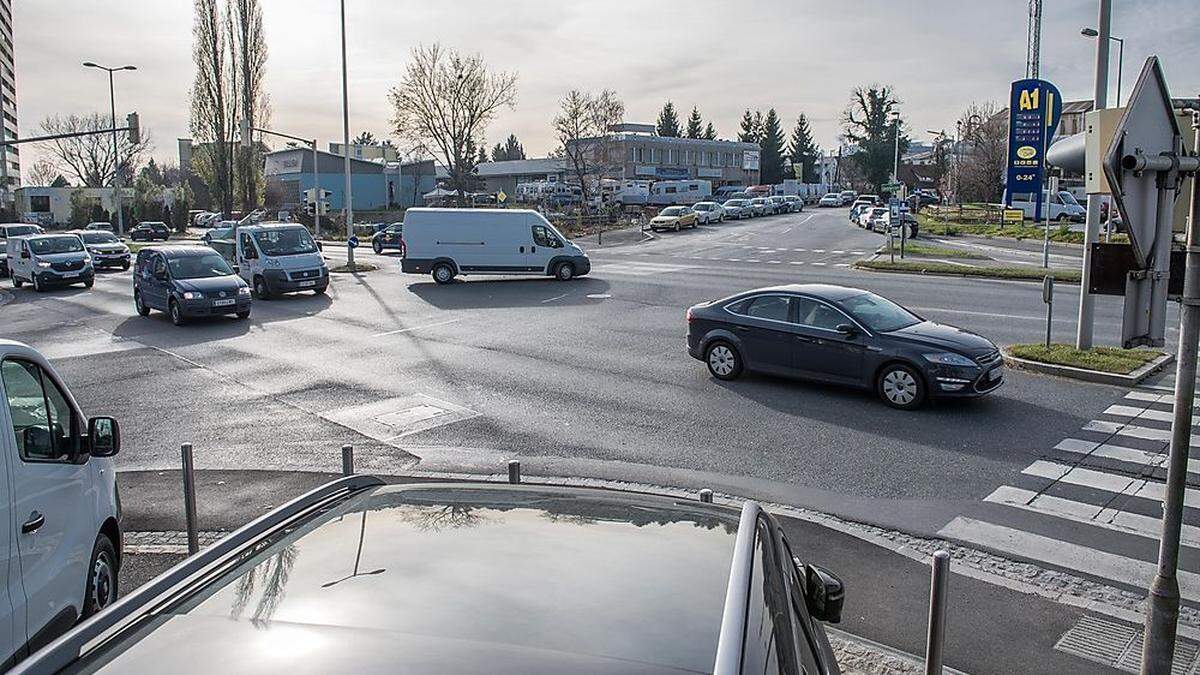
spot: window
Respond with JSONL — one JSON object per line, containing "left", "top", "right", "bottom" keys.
{"left": 531, "top": 224, "right": 562, "bottom": 248}
{"left": 239, "top": 233, "right": 258, "bottom": 259}
{"left": 744, "top": 296, "right": 791, "bottom": 322}
{"left": 796, "top": 299, "right": 848, "bottom": 331}
{"left": 651, "top": 148, "right": 662, "bottom": 164}
{"left": 153, "top": 256, "right": 167, "bottom": 279}
{"left": 841, "top": 292, "right": 920, "bottom": 332}
{"left": 740, "top": 520, "right": 802, "bottom": 675}
{"left": 2, "top": 359, "right": 76, "bottom": 461}
{"left": 30, "top": 195, "right": 50, "bottom": 212}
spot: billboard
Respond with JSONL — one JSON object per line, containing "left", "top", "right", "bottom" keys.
{"left": 742, "top": 150, "right": 760, "bottom": 171}
{"left": 1004, "top": 78, "right": 1062, "bottom": 220}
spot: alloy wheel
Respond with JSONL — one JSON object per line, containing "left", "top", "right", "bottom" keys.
{"left": 881, "top": 369, "right": 918, "bottom": 406}
{"left": 708, "top": 345, "right": 736, "bottom": 376}
{"left": 91, "top": 551, "right": 116, "bottom": 610}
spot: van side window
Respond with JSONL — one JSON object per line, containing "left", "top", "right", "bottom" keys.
{"left": 240, "top": 233, "right": 257, "bottom": 259}
{"left": 531, "top": 225, "right": 562, "bottom": 249}
{"left": 153, "top": 256, "right": 167, "bottom": 279}
{"left": 1, "top": 360, "right": 76, "bottom": 461}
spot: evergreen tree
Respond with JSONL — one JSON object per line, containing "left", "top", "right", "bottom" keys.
{"left": 738, "top": 110, "right": 757, "bottom": 142}
{"left": 685, "top": 107, "right": 704, "bottom": 139}
{"left": 843, "top": 85, "right": 909, "bottom": 193}
{"left": 703, "top": 122, "right": 717, "bottom": 140}
{"left": 656, "top": 101, "right": 681, "bottom": 137}
{"left": 759, "top": 109, "right": 786, "bottom": 184}
{"left": 491, "top": 142, "right": 505, "bottom": 161}
{"left": 753, "top": 111, "right": 765, "bottom": 144}
{"left": 502, "top": 133, "right": 525, "bottom": 160}
{"left": 787, "top": 113, "right": 820, "bottom": 182}
{"left": 477, "top": 145, "right": 489, "bottom": 165}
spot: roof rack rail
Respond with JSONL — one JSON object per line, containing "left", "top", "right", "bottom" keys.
{"left": 10, "top": 474, "right": 385, "bottom": 675}
{"left": 712, "top": 500, "right": 761, "bottom": 675}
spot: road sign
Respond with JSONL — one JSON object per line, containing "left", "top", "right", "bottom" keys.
{"left": 347, "top": 236, "right": 359, "bottom": 249}
{"left": 497, "top": 189, "right": 507, "bottom": 203}
{"left": 1103, "top": 56, "right": 1183, "bottom": 268}
{"left": 883, "top": 182, "right": 902, "bottom": 191}
{"left": 1003, "top": 209, "right": 1024, "bottom": 223}
{"left": 1005, "top": 78, "right": 1063, "bottom": 220}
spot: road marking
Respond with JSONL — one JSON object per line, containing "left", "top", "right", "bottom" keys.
{"left": 832, "top": 250, "right": 845, "bottom": 254}
{"left": 789, "top": 261, "right": 805, "bottom": 265}
{"left": 373, "top": 317, "right": 464, "bottom": 337}
{"left": 767, "top": 260, "right": 782, "bottom": 264}
{"left": 937, "top": 517, "right": 1200, "bottom": 601}
{"left": 1053, "top": 438, "right": 1170, "bottom": 470}
{"left": 746, "top": 259, "right": 761, "bottom": 263}
{"left": 1103, "top": 404, "right": 1199, "bottom": 426}
{"left": 592, "top": 261, "right": 698, "bottom": 277}
{"left": 813, "top": 249, "right": 826, "bottom": 253}
{"left": 811, "top": 262, "right": 827, "bottom": 266}
{"left": 1024, "top": 459, "right": 1200, "bottom": 508}
{"left": 835, "top": 263, "right": 851, "bottom": 267}
{"left": 586, "top": 293, "right": 611, "bottom": 299}
{"left": 792, "top": 248, "right": 808, "bottom": 252}
{"left": 1083, "top": 420, "right": 1199, "bottom": 445}
{"left": 540, "top": 293, "right": 568, "bottom": 304}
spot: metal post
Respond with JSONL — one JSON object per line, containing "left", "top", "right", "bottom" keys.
{"left": 925, "top": 550, "right": 950, "bottom": 675}
{"left": 1044, "top": 276, "right": 1054, "bottom": 347}
{"left": 1114, "top": 37, "right": 1124, "bottom": 108}
{"left": 1075, "top": 0, "right": 1111, "bottom": 350}
{"left": 699, "top": 488, "right": 714, "bottom": 503}
{"left": 107, "top": 70, "right": 125, "bottom": 237}
{"left": 1141, "top": 111, "right": 1200, "bottom": 675}
{"left": 341, "top": 443, "right": 354, "bottom": 476}
{"left": 507, "top": 460, "right": 521, "bottom": 484}
{"left": 312, "top": 140, "right": 321, "bottom": 239}
{"left": 181, "top": 443, "right": 199, "bottom": 555}
{"left": 339, "top": 0, "right": 355, "bottom": 267}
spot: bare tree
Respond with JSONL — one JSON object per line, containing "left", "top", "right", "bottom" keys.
{"left": 190, "top": 0, "right": 235, "bottom": 214}
{"left": 230, "top": 0, "right": 270, "bottom": 212}
{"left": 554, "top": 89, "right": 624, "bottom": 211}
{"left": 956, "top": 102, "right": 1006, "bottom": 203}
{"left": 36, "top": 113, "right": 152, "bottom": 188}
{"left": 24, "top": 157, "right": 63, "bottom": 187}
{"left": 389, "top": 43, "right": 517, "bottom": 204}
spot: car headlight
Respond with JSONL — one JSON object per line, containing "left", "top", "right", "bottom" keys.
{"left": 83, "top": 255, "right": 92, "bottom": 263}
{"left": 237, "top": 286, "right": 251, "bottom": 296}
{"left": 36, "top": 260, "right": 51, "bottom": 268}
{"left": 182, "top": 291, "right": 201, "bottom": 300}
{"left": 922, "top": 352, "right": 977, "bottom": 367}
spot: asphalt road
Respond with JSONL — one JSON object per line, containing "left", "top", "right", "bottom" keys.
{"left": 0, "top": 206, "right": 1141, "bottom": 537}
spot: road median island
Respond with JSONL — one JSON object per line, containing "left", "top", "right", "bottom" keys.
{"left": 853, "top": 259, "right": 1081, "bottom": 283}
{"left": 1004, "top": 343, "right": 1171, "bottom": 386}
{"left": 329, "top": 261, "right": 378, "bottom": 274}
{"left": 875, "top": 242, "right": 990, "bottom": 260}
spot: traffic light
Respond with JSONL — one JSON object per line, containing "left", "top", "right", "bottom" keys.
{"left": 305, "top": 203, "right": 315, "bottom": 217}
{"left": 126, "top": 112, "right": 140, "bottom": 144}
{"left": 317, "top": 201, "right": 329, "bottom": 216}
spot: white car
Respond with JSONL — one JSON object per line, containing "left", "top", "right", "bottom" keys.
{"left": 818, "top": 193, "right": 842, "bottom": 207}
{"left": 0, "top": 340, "right": 122, "bottom": 665}
{"left": 691, "top": 201, "right": 725, "bottom": 224}
{"left": 865, "top": 207, "right": 889, "bottom": 231}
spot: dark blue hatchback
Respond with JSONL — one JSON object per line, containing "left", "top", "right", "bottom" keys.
{"left": 133, "top": 246, "right": 251, "bottom": 326}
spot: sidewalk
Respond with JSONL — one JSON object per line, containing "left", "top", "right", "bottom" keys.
{"left": 117, "top": 468, "right": 1123, "bottom": 675}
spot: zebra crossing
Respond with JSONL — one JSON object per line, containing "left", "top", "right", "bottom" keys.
{"left": 939, "top": 387, "right": 1200, "bottom": 601}
{"left": 588, "top": 260, "right": 700, "bottom": 277}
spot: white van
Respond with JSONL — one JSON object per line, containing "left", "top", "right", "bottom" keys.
{"left": 400, "top": 208, "right": 590, "bottom": 284}
{"left": 1008, "top": 190, "right": 1086, "bottom": 222}
{"left": 233, "top": 223, "right": 329, "bottom": 299}
{"left": 6, "top": 234, "right": 95, "bottom": 292}
{"left": 648, "top": 179, "right": 712, "bottom": 206}
{"left": 0, "top": 340, "right": 122, "bottom": 664}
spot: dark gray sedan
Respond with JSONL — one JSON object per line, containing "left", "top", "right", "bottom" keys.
{"left": 687, "top": 284, "right": 1003, "bottom": 409}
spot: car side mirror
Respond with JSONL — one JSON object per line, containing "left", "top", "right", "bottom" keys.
{"left": 835, "top": 323, "right": 858, "bottom": 336}
{"left": 803, "top": 563, "right": 844, "bottom": 624}
{"left": 88, "top": 416, "right": 120, "bottom": 457}
{"left": 316, "top": 241, "right": 323, "bottom": 252}
{"left": 20, "top": 250, "right": 29, "bottom": 259}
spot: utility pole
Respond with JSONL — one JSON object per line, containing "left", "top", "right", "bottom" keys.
{"left": 339, "top": 0, "right": 355, "bottom": 266}
{"left": 84, "top": 62, "right": 137, "bottom": 236}
{"left": 1074, "top": 0, "right": 1111, "bottom": 350}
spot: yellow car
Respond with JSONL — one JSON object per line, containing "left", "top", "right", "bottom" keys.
{"left": 649, "top": 206, "right": 698, "bottom": 232}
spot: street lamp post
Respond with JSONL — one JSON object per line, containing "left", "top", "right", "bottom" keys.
{"left": 1081, "top": 28, "right": 1124, "bottom": 107}
{"left": 83, "top": 62, "right": 136, "bottom": 237}
{"left": 339, "top": 0, "right": 354, "bottom": 267}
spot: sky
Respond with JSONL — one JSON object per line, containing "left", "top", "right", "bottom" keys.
{"left": 14, "top": 0, "right": 1200, "bottom": 177}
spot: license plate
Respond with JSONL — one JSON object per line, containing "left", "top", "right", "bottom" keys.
{"left": 298, "top": 280, "right": 316, "bottom": 287}
{"left": 62, "top": 271, "right": 79, "bottom": 278}
{"left": 212, "top": 298, "right": 236, "bottom": 307}
{"left": 989, "top": 367, "right": 1002, "bottom": 381}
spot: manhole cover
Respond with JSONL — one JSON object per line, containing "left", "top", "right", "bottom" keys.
{"left": 375, "top": 405, "right": 451, "bottom": 429}
{"left": 1055, "top": 614, "right": 1198, "bottom": 674}
{"left": 321, "top": 394, "right": 479, "bottom": 443}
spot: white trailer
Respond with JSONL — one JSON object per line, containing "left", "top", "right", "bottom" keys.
{"left": 647, "top": 179, "right": 712, "bottom": 206}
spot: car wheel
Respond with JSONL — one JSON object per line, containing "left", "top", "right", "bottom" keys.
{"left": 81, "top": 535, "right": 118, "bottom": 619}
{"left": 372, "top": 240, "right": 383, "bottom": 255}
{"left": 84, "top": 278, "right": 94, "bottom": 289}
{"left": 555, "top": 262, "right": 575, "bottom": 281}
{"left": 1056, "top": 214, "right": 1070, "bottom": 222}
{"left": 11, "top": 273, "right": 21, "bottom": 288}
{"left": 169, "top": 299, "right": 186, "bottom": 326}
{"left": 32, "top": 274, "right": 43, "bottom": 293}
{"left": 121, "top": 261, "right": 130, "bottom": 271}
{"left": 134, "top": 291, "right": 150, "bottom": 316}
{"left": 432, "top": 263, "right": 455, "bottom": 285}
{"left": 236, "top": 310, "right": 250, "bottom": 320}
{"left": 705, "top": 341, "right": 743, "bottom": 380}
{"left": 877, "top": 363, "right": 926, "bottom": 410}
{"left": 253, "top": 275, "right": 272, "bottom": 300}
{"left": 675, "top": 221, "right": 681, "bottom": 232}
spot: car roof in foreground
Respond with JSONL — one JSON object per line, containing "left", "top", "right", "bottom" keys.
{"left": 76, "top": 483, "right": 740, "bottom": 675}
{"left": 140, "top": 245, "right": 216, "bottom": 257}
{"left": 723, "top": 283, "right": 868, "bottom": 302}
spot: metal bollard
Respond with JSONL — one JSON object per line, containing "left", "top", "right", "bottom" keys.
{"left": 341, "top": 444, "right": 354, "bottom": 476}
{"left": 699, "top": 488, "right": 714, "bottom": 503}
{"left": 924, "top": 550, "right": 951, "bottom": 675}
{"left": 507, "top": 460, "right": 521, "bottom": 484}
{"left": 181, "top": 443, "right": 199, "bottom": 555}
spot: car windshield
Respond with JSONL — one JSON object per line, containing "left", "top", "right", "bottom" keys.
{"left": 693, "top": 203, "right": 711, "bottom": 210}
{"left": 141, "top": 222, "right": 166, "bottom": 229}
{"left": 3, "top": 225, "right": 39, "bottom": 237}
{"left": 81, "top": 232, "right": 120, "bottom": 244}
{"left": 725, "top": 200, "right": 746, "bottom": 207}
{"left": 1059, "top": 191, "right": 1081, "bottom": 207}
{"left": 29, "top": 236, "right": 84, "bottom": 254}
{"left": 660, "top": 207, "right": 686, "bottom": 216}
{"left": 841, "top": 292, "right": 921, "bottom": 332}
{"left": 252, "top": 227, "right": 318, "bottom": 256}
{"left": 823, "top": 194, "right": 838, "bottom": 199}
{"left": 168, "top": 253, "right": 235, "bottom": 279}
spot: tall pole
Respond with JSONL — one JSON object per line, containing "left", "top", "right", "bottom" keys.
{"left": 339, "top": 0, "right": 354, "bottom": 266}
{"left": 1074, "top": 0, "right": 1110, "bottom": 350}
{"left": 107, "top": 70, "right": 124, "bottom": 237}
{"left": 311, "top": 140, "right": 321, "bottom": 238}
{"left": 1114, "top": 37, "right": 1125, "bottom": 108}
{"left": 1141, "top": 112, "right": 1199, "bottom": 675}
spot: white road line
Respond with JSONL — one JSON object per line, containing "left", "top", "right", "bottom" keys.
{"left": 1103, "top": 404, "right": 1199, "bottom": 426}
{"left": 1124, "top": 390, "right": 1198, "bottom": 407}
{"left": 789, "top": 261, "right": 805, "bottom": 265}
{"left": 832, "top": 250, "right": 845, "bottom": 254}
{"left": 811, "top": 262, "right": 827, "bottom": 267}
{"left": 813, "top": 249, "right": 826, "bottom": 253}
{"left": 1054, "top": 438, "right": 1169, "bottom": 470}
{"left": 984, "top": 485, "right": 1200, "bottom": 549}
{"left": 1083, "top": 420, "right": 1198, "bottom": 445}
{"left": 1024, "top": 459, "right": 1200, "bottom": 508}
{"left": 374, "top": 317, "right": 464, "bottom": 338}
{"left": 937, "top": 516, "right": 1200, "bottom": 602}
{"left": 835, "top": 263, "right": 851, "bottom": 268}
{"left": 746, "top": 259, "right": 761, "bottom": 263}
{"left": 792, "top": 248, "right": 808, "bottom": 252}
{"left": 540, "top": 293, "right": 568, "bottom": 304}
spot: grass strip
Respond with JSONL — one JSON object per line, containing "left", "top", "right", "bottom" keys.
{"left": 1007, "top": 343, "right": 1163, "bottom": 374}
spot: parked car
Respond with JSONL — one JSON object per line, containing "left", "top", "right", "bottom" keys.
{"left": 767, "top": 196, "right": 790, "bottom": 214}
{"left": 84, "top": 222, "right": 114, "bottom": 232}
{"left": 748, "top": 197, "right": 770, "bottom": 217}
{"left": 401, "top": 208, "right": 589, "bottom": 284}
{"left": 11, "top": 479, "right": 845, "bottom": 675}
{"left": 888, "top": 213, "right": 919, "bottom": 239}
{"left": 0, "top": 340, "right": 122, "bottom": 666}
{"left": 128, "top": 222, "right": 171, "bottom": 242}
{"left": 75, "top": 230, "right": 131, "bottom": 270}
{"left": 849, "top": 202, "right": 872, "bottom": 224}
{"left": 231, "top": 223, "right": 329, "bottom": 298}
{"left": 859, "top": 194, "right": 882, "bottom": 207}
{"left": 134, "top": 246, "right": 251, "bottom": 325}
{"left": 0, "top": 224, "right": 44, "bottom": 277}
{"left": 371, "top": 222, "right": 405, "bottom": 254}
{"left": 839, "top": 190, "right": 857, "bottom": 205}
{"left": 783, "top": 195, "right": 804, "bottom": 213}
{"left": 6, "top": 234, "right": 94, "bottom": 292}
{"left": 1008, "top": 190, "right": 1086, "bottom": 223}
{"left": 722, "top": 199, "right": 751, "bottom": 219}
{"left": 650, "top": 206, "right": 698, "bottom": 232}
{"left": 818, "top": 193, "right": 841, "bottom": 207}
{"left": 201, "top": 223, "right": 236, "bottom": 245}
{"left": 690, "top": 201, "right": 724, "bottom": 224}
{"left": 865, "top": 207, "right": 889, "bottom": 232}
{"left": 687, "top": 284, "right": 1003, "bottom": 409}
{"left": 712, "top": 185, "right": 745, "bottom": 202}
{"left": 193, "top": 212, "right": 222, "bottom": 228}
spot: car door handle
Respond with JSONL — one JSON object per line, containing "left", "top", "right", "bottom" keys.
{"left": 795, "top": 336, "right": 819, "bottom": 344}
{"left": 735, "top": 326, "right": 750, "bottom": 331}
{"left": 22, "top": 511, "right": 44, "bottom": 534}
{"left": 519, "top": 246, "right": 525, "bottom": 253}
{"left": 531, "top": 246, "right": 537, "bottom": 253}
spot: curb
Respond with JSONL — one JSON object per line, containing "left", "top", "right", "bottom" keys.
{"left": 852, "top": 261, "right": 1081, "bottom": 285}
{"left": 1002, "top": 348, "right": 1174, "bottom": 386}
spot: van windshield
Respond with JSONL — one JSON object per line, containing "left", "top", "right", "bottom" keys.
{"left": 3, "top": 225, "right": 39, "bottom": 238}
{"left": 252, "top": 228, "right": 318, "bottom": 256}
{"left": 29, "top": 236, "right": 84, "bottom": 255}
{"left": 168, "top": 253, "right": 235, "bottom": 279}
{"left": 1059, "top": 192, "right": 1081, "bottom": 207}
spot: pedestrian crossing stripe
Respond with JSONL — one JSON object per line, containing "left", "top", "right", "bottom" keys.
{"left": 590, "top": 261, "right": 698, "bottom": 277}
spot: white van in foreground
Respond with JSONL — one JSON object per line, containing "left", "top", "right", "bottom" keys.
{"left": 400, "top": 208, "right": 590, "bottom": 284}
{"left": 232, "top": 223, "right": 329, "bottom": 299}
{"left": 0, "top": 340, "right": 121, "bottom": 666}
